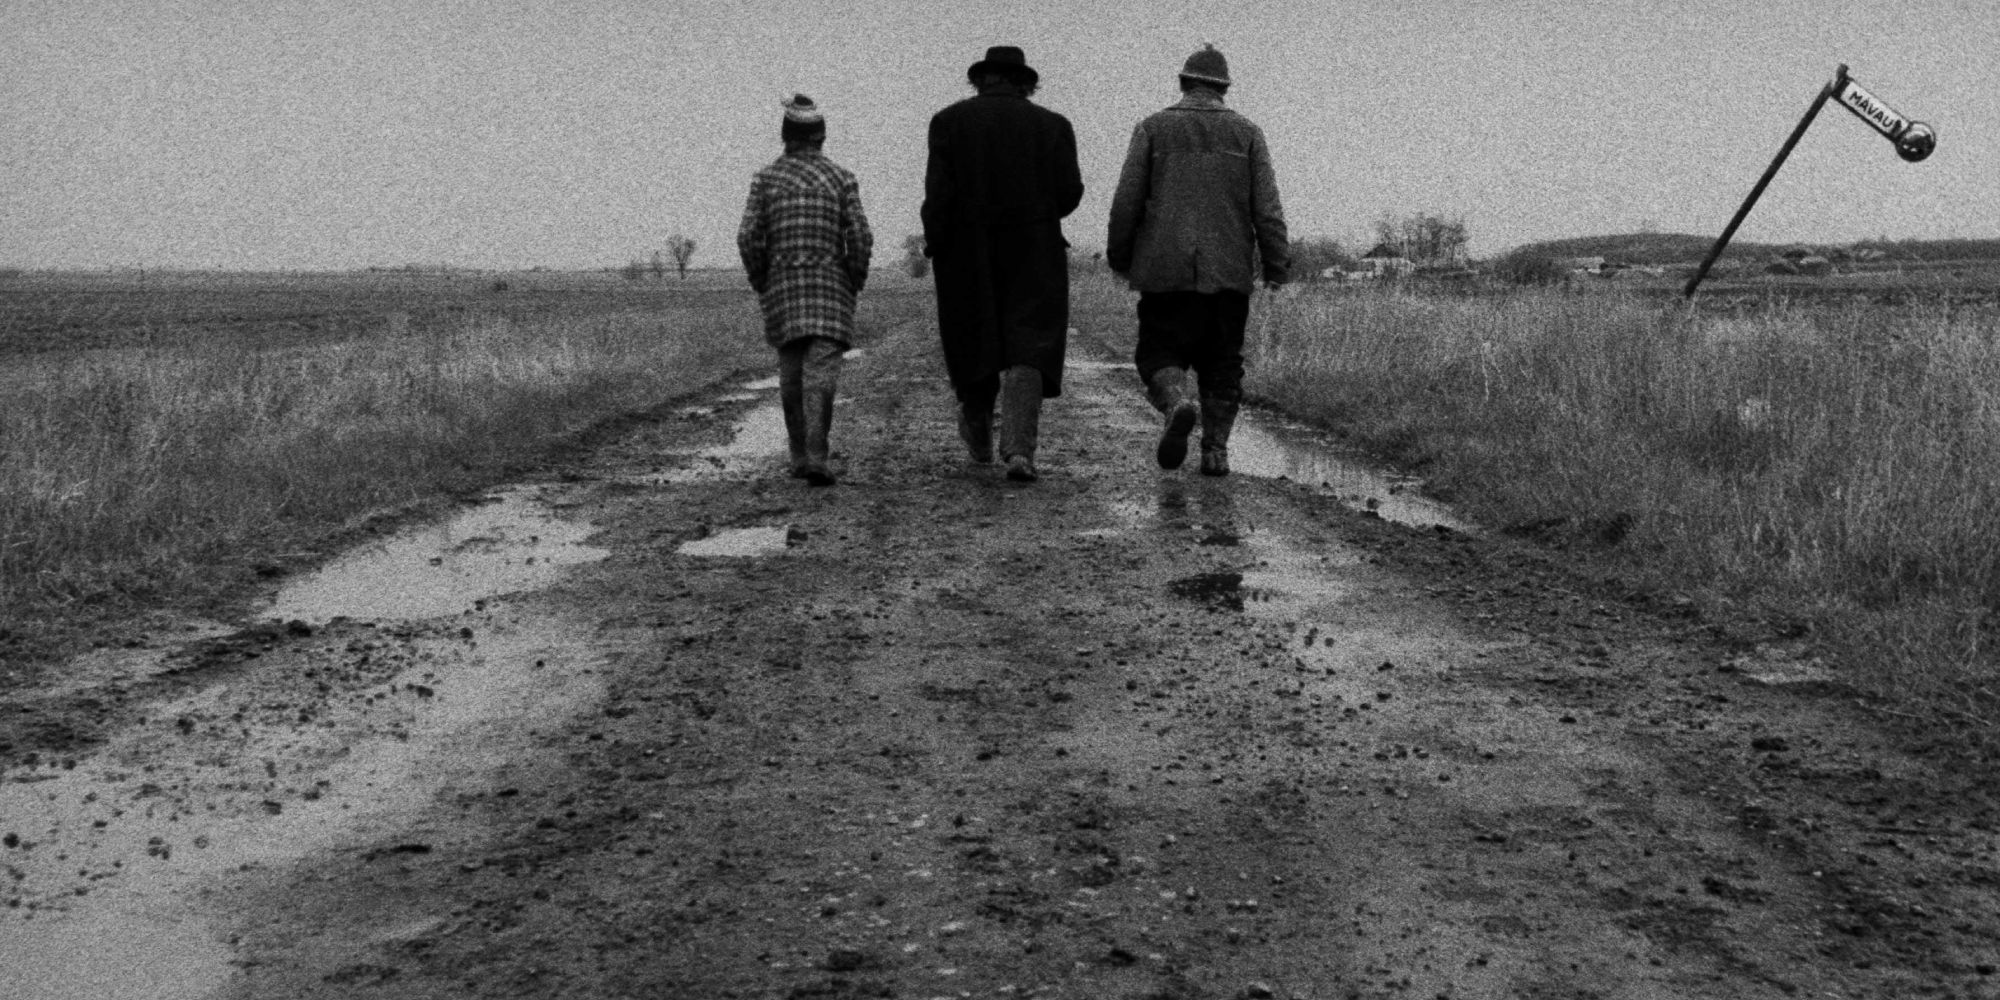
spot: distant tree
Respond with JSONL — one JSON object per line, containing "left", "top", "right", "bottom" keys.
{"left": 1374, "top": 211, "right": 1469, "bottom": 269}
{"left": 667, "top": 234, "right": 697, "bottom": 279}
{"left": 1289, "top": 237, "right": 1353, "bottom": 279}
{"left": 902, "top": 234, "right": 929, "bottom": 278}
{"left": 650, "top": 250, "right": 667, "bottom": 281}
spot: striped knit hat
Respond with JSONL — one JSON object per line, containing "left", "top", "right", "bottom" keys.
{"left": 781, "top": 93, "right": 825, "bottom": 140}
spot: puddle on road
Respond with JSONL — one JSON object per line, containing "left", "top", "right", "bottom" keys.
{"left": 1066, "top": 358, "right": 1135, "bottom": 374}
{"left": 1071, "top": 350, "right": 1463, "bottom": 533}
{"left": 678, "top": 525, "right": 796, "bottom": 557}
{"left": 641, "top": 401, "right": 788, "bottom": 484}
{"left": 1087, "top": 410, "right": 1467, "bottom": 536}
{"left": 3, "top": 904, "right": 221, "bottom": 1000}
{"left": 1154, "top": 524, "right": 1496, "bottom": 711}
{"left": 264, "top": 488, "right": 608, "bottom": 623}
{"left": 0, "top": 616, "right": 607, "bottom": 1000}
{"left": 692, "top": 401, "right": 788, "bottom": 461}
{"left": 644, "top": 359, "right": 871, "bottom": 485}
{"left": 1166, "top": 529, "right": 1361, "bottom": 620}
{"left": 1169, "top": 571, "right": 1250, "bottom": 611}
{"left": 6, "top": 473, "right": 617, "bottom": 997}
{"left": 1230, "top": 417, "right": 1468, "bottom": 532}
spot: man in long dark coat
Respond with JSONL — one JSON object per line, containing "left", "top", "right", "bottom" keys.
{"left": 922, "top": 46, "right": 1084, "bottom": 483}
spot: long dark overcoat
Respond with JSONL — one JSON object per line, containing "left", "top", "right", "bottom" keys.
{"left": 921, "top": 93, "right": 1084, "bottom": 398}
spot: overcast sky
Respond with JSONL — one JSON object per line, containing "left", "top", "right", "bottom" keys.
{"left": 4, "top": 0, "right": 1993, "bottom": 271}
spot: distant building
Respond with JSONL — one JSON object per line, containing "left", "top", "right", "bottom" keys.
{"left": 1359, "top": 242, "right": 1413, "bottom": 277}
{"left": 1767, "top": 254, "right": 1832, "bottom": 277}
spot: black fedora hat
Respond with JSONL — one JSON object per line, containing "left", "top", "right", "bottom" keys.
{"left": 967, "top": 45, "right": 1039, "bottom": 86}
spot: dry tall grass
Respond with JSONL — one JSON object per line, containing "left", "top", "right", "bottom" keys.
{"left": 1246, "top": 284, "right": 2000, "bottom": 722}
{"left": 0, "top": 301, "right": 764, "bottom": 639}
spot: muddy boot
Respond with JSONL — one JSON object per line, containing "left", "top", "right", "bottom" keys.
{"left": 802, "top": 383, "right": 837, "bottom": 487}
{"left": 1199, "top": 396, "right": 1238, "bottom": 478}
{"left": 999, "top": 365, "right": 1043, "bottom": 482}
{"left": 781, "top": 380, "right": 809, "bottom": 478}
{"left": 1145, "top": 366, "right": 1199, "bottom": 470}
{"left": 958, "top": 405, "right": 994, "bottom": 463}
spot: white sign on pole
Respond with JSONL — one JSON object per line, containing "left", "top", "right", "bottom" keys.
{"left": 1834, "top": 72, "right": 1935, "bottom": 161}
{"left": 1836, "top": 78, "right": 1909, "bottom": 140}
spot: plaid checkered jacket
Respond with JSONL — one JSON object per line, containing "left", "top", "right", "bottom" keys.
{"left": 737, "top": 150, "right": 873, "bottom": 348}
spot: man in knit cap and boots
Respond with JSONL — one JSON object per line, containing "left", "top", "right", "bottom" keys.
{"left": 922, "top": 46, "right": 1085, "bottom": 483}
{"left": 1107, "top": 44, "right": 1290, "bottom": 476}
{"left": 738, "top": 93, "right": 874, "bottom": 486}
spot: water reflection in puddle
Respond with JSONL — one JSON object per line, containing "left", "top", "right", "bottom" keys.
{"left": 1158, "top": 527, "right": 1464, "bottom": 707}
{"left": 696, "top": 401, "right": 788, "bottom": 459}
{"left": 1089, "top": 412, "right": 1466, "bottom": 536}
{"left": 1169, "top": 571, "right": 1249, "bottom": 611}
{"left": 1066, "top": 358, "right": 1135, "bottom": 374}
{"left": 265, "top": 488, "right": 608, "bottom": 623}
{"left": 648, "top": 354, "right": 858, "bottom": 486}
{"left": 3, "top": 906, "right": 221, "bottom": 1000}
{"left": 1230, "top": 417, "right": 1467, "bottom": 532}
{"left": 1166, "top": 529, "right": 1360, "bottom": 619}
{"left": 641, "top": 401, "right": 789, "bottom": 485}
{"left": 677, "top": 525, "right": 797, "bottom": 557}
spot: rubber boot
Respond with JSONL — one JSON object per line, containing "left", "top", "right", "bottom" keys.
{"left": 1199, "top": 396, "right": 1238, "bottom": 477}
{"left": 781, "top": 380, "right": 809, "bottom": 478}
{"left": 802, "top": 382, "right": 837, "bottom": 487}
{"left": 1145, "top": 367, "right": 1199, "bottom": 470}
{"left": 998, "top": 365, "right": 1043, "bottom": 482}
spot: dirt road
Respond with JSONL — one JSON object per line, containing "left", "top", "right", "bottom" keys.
{"left": 5, "top": 312, "right": 2000, "bottom": 999}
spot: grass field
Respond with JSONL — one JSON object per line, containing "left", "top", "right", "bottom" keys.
{"left": 1224, "top": 275, "right": 2000, "bottom": 730}
{"left": 0, "top": 269, "right": 809, "bottom": 675}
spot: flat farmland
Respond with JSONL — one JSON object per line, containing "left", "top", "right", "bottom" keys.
{"left": 0, "top": 269, "right": 761, "bottom": 354}
{"left": 1623, "top": 258, "right": 2000, "bottom": 309}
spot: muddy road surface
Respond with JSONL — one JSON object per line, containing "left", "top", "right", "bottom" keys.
{"left": 6, "top": 315, "right": 2000, "bottom": 1000}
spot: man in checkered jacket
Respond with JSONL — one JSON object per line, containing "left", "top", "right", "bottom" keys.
{"left": 738, "top": 94, "right": 875, "bottom": 486}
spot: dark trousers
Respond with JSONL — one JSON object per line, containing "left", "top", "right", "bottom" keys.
{"left": 1133, "top": 290, "right": 1250, "bottom": 404}
{"left": 956, "top": 372, "right": 1000, "bottom": 418}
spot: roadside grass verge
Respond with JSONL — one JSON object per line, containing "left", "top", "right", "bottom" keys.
{"left": 1243, "top": 283, "right": 2000, "bottom": 729}
{"left": 0, "top": 298, "right": 769, "bottom": 674}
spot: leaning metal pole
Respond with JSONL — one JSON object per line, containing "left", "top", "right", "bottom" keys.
{"left": 1682, "top": 65, "right": 1846, "bottom": 299}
